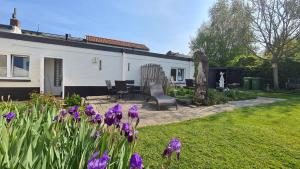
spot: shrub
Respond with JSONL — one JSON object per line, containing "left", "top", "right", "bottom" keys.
{"left": 167, "top": 87, "right": 194, "bottom": 97}
{"left": 224, "top": 90, "right": 257, "bottom": 100}
{"left": 167, "top": 87, "right": 257, "bottom": 106}
{"left": 205, "top": 89, "right": 229, "bottom": 105}
{"left": 30, "top": 92, "right": 60, "bottom": 108}
{"left": 65, "top": 94, "right": 82, "bottom": 107}
{"left": 205, "top": 89, "right": 257, "bottom": 106}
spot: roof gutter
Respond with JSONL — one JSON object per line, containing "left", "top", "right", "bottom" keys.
{"left": 0, "top": 32, "right": 192, "bottom": 62}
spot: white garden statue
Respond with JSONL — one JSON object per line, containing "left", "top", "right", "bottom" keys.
{"left": 219, "top": 72, "right": 225, "bottom": 88}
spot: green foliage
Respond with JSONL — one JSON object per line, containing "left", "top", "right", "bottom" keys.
{"left": 205, "top": 89, "right": 229, "bottom": 105}
{"left": 243, "top": 58, "right": 300, "bottom": 88}
{"left": 205, "top": 89, "right": 257, "bottom": 105}
{"left": 136, "top": 92, "right": 300, "bottom": 168}
{"left": 30, "top": 93, "right": 60, "bottom": 108}
{"left": 190, "top": 0, "right": 254, "bottom": 66}
{"left": 65, "top": 94, "right": 82, "bottom": 107}
{"left": 228, "top": 54, "right": 263, "bottom": 70}
{"left": 0, "top": 95, "right": 141, "bottom": 169}
{"left": 167, "top": 87, "right": 256, "bottom": 106}
{"left": 167, "top": 87, "right": 194, "bottom": 97}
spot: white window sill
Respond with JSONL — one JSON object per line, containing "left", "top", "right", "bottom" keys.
{"left": 0, "top": 77, "right": 31, "bottom": 82}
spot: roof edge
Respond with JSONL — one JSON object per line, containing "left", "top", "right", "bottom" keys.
{"left": 0, "top": 32, "right": 191, "bottom": 61}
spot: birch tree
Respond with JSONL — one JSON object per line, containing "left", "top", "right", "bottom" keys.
{"left": 249, "top": 0, "right": 300, "bottom": 89}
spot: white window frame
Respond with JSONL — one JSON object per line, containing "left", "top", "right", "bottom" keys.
{"left": 0, "top": 54, "right": 8, "bottom": 77}
{"left": 171, "top": 67, "right": 185, "bottom": 83}
{"left": 0, "top": 53, "right": 30, "bottom": 80}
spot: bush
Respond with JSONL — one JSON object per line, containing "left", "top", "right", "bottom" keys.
{"left": 167, "top": 87, "right": 257, "bottom": 106}
{"left": 65, "top": 94, "right": 82, "bottom": 107}
{"left": 205, "top": 89, "right": 229, "bottom": 105}
{"left": 205, "top": 89, "right": 257, "bottom": 106}
{"left": 30, "top": 92, "right": 60, "bottom": 108}
{"left": 224, "top": 90, "right": 257, "bottom": 100}
{"left": 230, "top": 55, "right": 300, "bottom": 88}
{"left": 167, "top": 87, "right": 194, "bottom": 97}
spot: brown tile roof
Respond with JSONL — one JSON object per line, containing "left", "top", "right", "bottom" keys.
{"left": 86, "top": 35, "right": 149, "bottom": 51}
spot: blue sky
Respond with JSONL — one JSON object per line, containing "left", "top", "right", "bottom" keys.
{"left": 0, "top": 0, "right": 215, "bottom": 54}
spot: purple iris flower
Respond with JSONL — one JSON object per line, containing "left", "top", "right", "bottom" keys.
{"left": 121, "top": 123, "right": 131, "bottom": 136}
{"left": 73, "top": 111, "right": 81, "bottom": 122}
{"left": 128, "top": 105, "right": 139, "bottom": 119}
{"left": 162, "top": 138, "right": 181, "bottom": 160}
{"left": 94, "top": 114, "right": 102, "bottom": 124}
{"left": 87, "top": 151, "right": 110, "bottom": 169}
{"left": 128, "top": 130, "right": 138, "bottom": 143}
{"left": 112, "top": 104, "right": 122, "bottom": 113}
{"left": 104, "top": 109, "right": 114, "bottom": 126}
{"left": 111, "top": 104, "right": 122, "bottom": 120}
{"left": 129, "top": 153, "right": 144, "bottom": 169}
{"left": 104, "top": 104, "right": 123, "bottom": 127}
{"left": 2, "top": 112, "right": 16, "bottom": 123}
{"left": 85, "top": 105, "right": 96, "bottom": 116}
{"left": 69, "top": 105, "right": 79, "bottom": 115}
{"left": 60, "top": 109, "right": 67, "bottom": 117}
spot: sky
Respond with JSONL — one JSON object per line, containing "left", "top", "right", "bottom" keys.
{"left": 0, "top": 0, "right": 215, "bottom": 54}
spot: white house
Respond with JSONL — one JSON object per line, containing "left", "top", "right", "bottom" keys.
{"left": 0, "top": 9, "right": 194, "bottom": 100}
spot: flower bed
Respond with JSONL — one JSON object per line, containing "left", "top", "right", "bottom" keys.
{"left": 0, "top": 94, "right": 181, "bottom": 169}
{"left": 167, "top": 87, "right": 257, "bottom": 106}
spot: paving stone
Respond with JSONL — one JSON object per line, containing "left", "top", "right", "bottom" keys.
{"left": 87, "top": 97, "right": 285, "bottom": 127}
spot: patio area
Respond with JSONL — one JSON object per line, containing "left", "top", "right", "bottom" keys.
{"left": 86, "top": 96, "right": 286, "bottom": 127}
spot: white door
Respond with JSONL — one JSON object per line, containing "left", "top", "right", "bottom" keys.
{"left": 44, "top": 58, "right": 63, "bottom": 96}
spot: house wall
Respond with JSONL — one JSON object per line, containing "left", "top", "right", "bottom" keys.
{"left": 0, "top": 36, "right": 194, "bottom": 99}
{"left": 125, "top": 53, "right": 194, "bottom": 86}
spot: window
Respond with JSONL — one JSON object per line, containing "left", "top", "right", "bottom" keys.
{"left": 54, "top": 59, "right": 62, "bottom": 87}
{"left": 171, "top": 68, "right": 177, "bottom": 81}
{"left": 0, "top": 54, "right": 30, "bottom": 78}
{"left": 12, "top": 55, "right": 29, "bottom": 77}
{"left": 99, "top": 60, "right": 102, "bottom": 71}
{"left": 177, "top": 68, "right": 185, "bottom": 81}
{"left": 0, "top": 55, "right": 7, "bottom": 77}
{"left": 170, "top": 68, "right": 185, "bottom": 82}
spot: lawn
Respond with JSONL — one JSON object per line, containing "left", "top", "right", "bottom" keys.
{"left": 136, "top": 92, "right": 300, "bottom": 168}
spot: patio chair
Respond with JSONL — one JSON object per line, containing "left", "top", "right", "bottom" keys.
{"left": 105, "top": 80, "right": 114, "bottom": 99}
{"left": 149, "top": 83, "right": 177, "bottom": 110}
{"left": 185, "top": 79, "right": 195, "bottom": 89}
{"left": 126, "top": 80, "right": 143, "bottom": 98}
{"left": 115, "top": 81, "right": 129, "bottom": 99}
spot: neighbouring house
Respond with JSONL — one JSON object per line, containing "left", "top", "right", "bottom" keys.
{"left": 0, "top": 9, "right": 194, "bottom": 100}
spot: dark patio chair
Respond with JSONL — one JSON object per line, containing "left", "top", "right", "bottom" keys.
{"left": 150, "top": 83, "right": 177, "bottom": 110}
{"left": 115, "top": 81, "right": 128, "bottom": 99}
{"left": 105, "top": 80, "right": 114, "bottom": 99}
{"left": 126, "top": 80, "right": 143, "bottom": 98}
{"left": 185, "top": 79, "right": 195, "bottom": 89}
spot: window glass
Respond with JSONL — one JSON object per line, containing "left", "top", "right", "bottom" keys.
{"left": 0, "top": 55, "right": 7, "bottom": 77}
{"left": 171, "top": 69, "right": 177, "bottom": 81}
{"left": 177, "top": 68, "right": 185, "bottom": 81}
{"left": 12, "top": 55, "right": 29, "bottom": 77}
{"left": 54, "top": 59, "right": 62, "bottom": 86}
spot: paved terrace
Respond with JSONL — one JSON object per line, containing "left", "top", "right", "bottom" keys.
{"left": 86, "top": 96, "right": 286, "bottom": 127}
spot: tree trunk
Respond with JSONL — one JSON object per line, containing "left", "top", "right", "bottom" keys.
{"left": 272, "top": 62, "right": 279, "bottom": 90}
{"left": 194, "top": 49, "right": 209, "bottom": 104}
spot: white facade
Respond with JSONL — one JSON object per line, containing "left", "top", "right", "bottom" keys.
{"left": 0, "top": 36, "right": 194, "bottom": 98}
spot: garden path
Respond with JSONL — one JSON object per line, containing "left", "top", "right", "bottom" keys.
{"left": 87, "top": 97, "right": 285, "bottom": 127}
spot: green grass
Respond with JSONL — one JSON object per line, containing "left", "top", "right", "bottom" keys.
{"left": 136, "top": 92, "right": 300, "bottom": 168}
